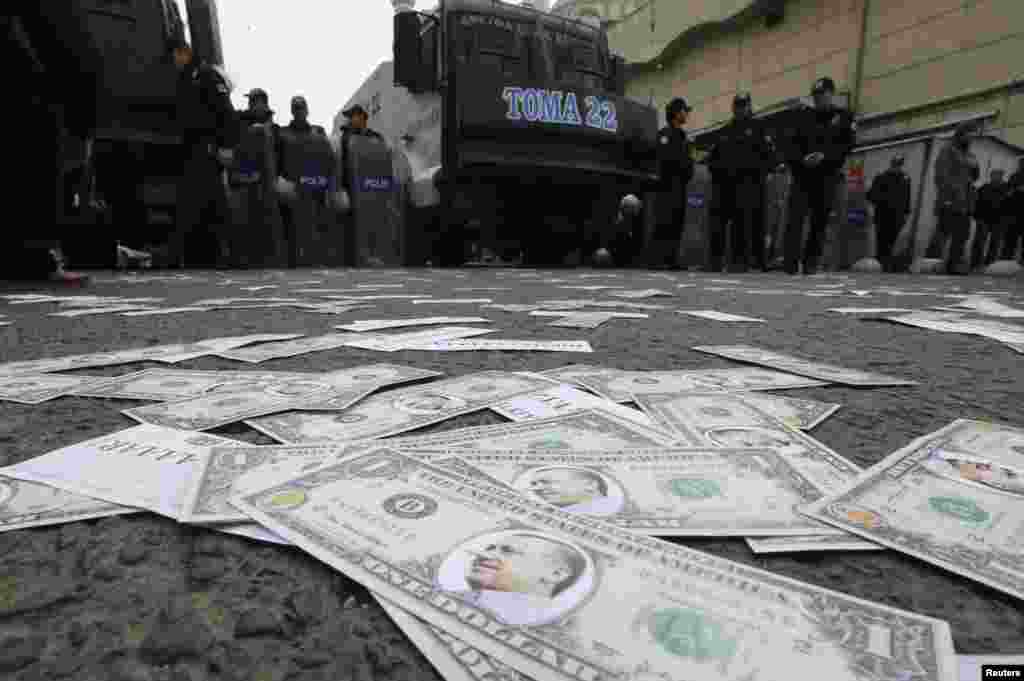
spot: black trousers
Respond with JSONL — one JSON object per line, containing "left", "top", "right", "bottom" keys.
{"left": 784, "top": 173, "right": 841, "bottom": 273}
{"left": 970, "top": 219, "right": 1004, "bottom": 270}
{"left": 875, "top": 210, "right": 906, "bottom": 271}
{"left": 650, "top": 179, "right": 687, "bottom": 267}
{"left": 927, "top": 206, "right": 971, "bottom": 272}
{"left": 709, "top": 175, "right": 764, "bottom": 270}
{"left": 169, "top": 146, "right": 230, "bottom": 268}
{"left": 998, "top": 215, "right": 1022, "bottom": 261}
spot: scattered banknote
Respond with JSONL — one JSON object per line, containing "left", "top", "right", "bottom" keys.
{"left": 944, "top": 296, "right": 1024, "bottom": 318}
{"left": 480, "top": 304, "right": 547, "bottom": 312}
{"left": 119, "top": 307, "right": 214, "bottom": 316}
{"left": 0, "top": 334, "right": 302, "bottom": 377}
{"left": 0, "top": 322, "right": 10, "bottom": 327}
{"left": 214, "top": 333, "right": 371, "bottom": 362}
{"left": 71, "top": 368, "right": 314, "bottom": 401}
{"left": 214, "top": 522, "right": 291, "bottom": 544}
{"left": 691, "top": 345, "right": 919, "bottom": 387}
{"left": 827, "top": 307, "right": 916, "bottom": 314}
{"left": 714, "top": 392, "right": 840, "bottom": 431}
{"left": 802, "top": 419, "right": 1024, "bottom": 601}
{"left": 412, "top": 299, "right": 493, "bottom": 304}
{"left": 49, "top": 305, "right": 154, "bottom": 317}
{"left": 0, "top": 475, "right": 139, "bottom": 532}
{"left": 608, "top": 288, "right": 672, "bottom": 298}
{"left": 413, "top": 448, "right": 838, "bottom": 536}
{"left": 246, "top": 371, "right": 559, "bottom": 443}
{"left": 538, "top": 299, "right": 667, "bottom": 311}
{"left": 633, "top": 392, "right": 862, "bottom": 495}
{"left": 877, "top": 312, "right": 1024, "bottom": 346}
{"left": 337, "top": 317, "right": 493, "bottom": 332}
{"left": 229, "top": 446, "right": 958, "bottom": 681}
{"left": 405, "top": 339, "right": 594, "bottom": 353}
{"left": 122, "top": 378, "right": 374, "bottom": 431}
{"left": 293, "top": 364, "right": 445, "bottom": 410}
{"left": 744, "top": 535, "right": 883, "bottom": 554}
{"left": 678, "top": 310, "right": 766, "bottom": 322}
{"left": 529, "top": 311, "right": 648, "bottom": 319}
{"left": 538, "top": 364, "right": 620, "bottom": 385}
{"left": 386, "top": 409, "right": 677, "bottom": 452}
{"left": 490, "top": 383, "right": 659, "bottom": 428}
{"left": 57, "top": 297, "right": 165, "bottom": 307}
{"left": 0, "top": 425, "right": 236, "bottom": 520}
{"left": 343, "top": 327, "right": 495, "bottom": 352}
{"left": 324, "top": 295, "right": 423, "bottom": 301}
{"left": 569, "top": 367, "right": 828, "bottom": 402}
{"left": 545, "top": 314, "right": 619, "bottom": 329}
{"left": 0, "top": 373, "right": 121, "bottom": 404}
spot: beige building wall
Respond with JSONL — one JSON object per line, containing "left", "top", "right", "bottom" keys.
{"left": 609, "top": 0, "right": 1024, "bottom": 147}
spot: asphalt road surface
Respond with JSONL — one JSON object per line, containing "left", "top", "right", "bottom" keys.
{"left": 1, "top": 267, "right": 1022, "bottom": 681}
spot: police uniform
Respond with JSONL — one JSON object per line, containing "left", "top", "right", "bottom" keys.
{"left": 782, "top": 78, "right": 856, "bottom": 274}
{"left": 2, "top": 3, "right": 103, "bottom": 279}
{"left": 652, "top": 100, "right": 695, "bottom": 268}
{"left": 170, "top": 54, "right": 239, "bottom": 268}
{"left": 706, "top": 95, "right": 777, "bottom": 271}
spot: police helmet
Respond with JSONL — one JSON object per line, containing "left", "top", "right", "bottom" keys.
{"left": 812, "top": 77, "right": 836, "bottom": 95}
{"left": 665, "top": 97, "right": 692, "bottom": 123}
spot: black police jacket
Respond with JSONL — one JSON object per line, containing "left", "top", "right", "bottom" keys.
{"left": 706, "top": 118, "right": 777, "bottom": 180}
{"left": 867, "top": 169, "right": 912, "bottom": 216}
{"left": 175, "top": 61, "right": 239, "bottom": 150}
{"left": 338, "top": 125, "right": 385, "bottom": 190}
{"left": 783, "top": 105, "right": 856, "bottom": 180}
{"left": 656, "top": 126, "right": 694, "bottom": 190}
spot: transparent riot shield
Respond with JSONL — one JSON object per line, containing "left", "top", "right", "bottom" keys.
{"left": 345, "top": 133, "right": 403, "bottom": 267}
{"left": 229, "top": 123, "right": 285, "bottom": 267}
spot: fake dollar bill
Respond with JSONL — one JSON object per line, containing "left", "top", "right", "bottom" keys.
{"left": 691, "top": 345, "right": 918, "bottom": 387}
{"left": 678, "top": 311, "right": 766, "bottom": 322}
{"left": 342, "top": 327, "right": 495, "bottom": 352}
{"left": 0, "top": 334, "right": 304, "bottom": 377}
{"left": 122, "top": 378, "right": 374, "bottom": 431}
{"left": 71, "top": 368, "right": 315, "bottom": 401}
{"left": 490, "top": 384, "right": 659, "bottom": 428}
{"left": 386, "top": 409, "right": 677, "bottom": 452}
{"left": 214, "top": 333, "right": 371, "bottom": 362}
{"left": 802, "top": 419, "right": 1024, "bottom": 601}
{"left": 744, "top": 535, "right": 883, "bottom": 554}
{"left": 574, "top": 367, "right": 828, "bottom": 403}
{"left": 701, "top": 393, "right": 839, "bottom": 432}
{"left": 246, "top": 371, "right": 560, "bottom": 443}
{"left": 405, "top": 339, "right": 594, "bottom": 353}
{"left": 633, "top": 392, "right": 862, "bottom": 496}
{"left": 0, "top": 425, "right": 238, "bottom": 520}
{"left": 229, "top": 447, "right": 957, "bottom": 681}
{"left": 0, "top": 475, "right": 139, "bottom": 532}
{"left": 336, "top": 317, "right": 493, "bottom": 332}
{"left": 0, "top": 373, "right": 123, "bottom": 404}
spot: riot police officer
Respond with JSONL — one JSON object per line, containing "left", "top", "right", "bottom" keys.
{"left": 167, "top": 37, "right": 238, "bottom": 269}
{"left": 706, "top": 93, "right": 777, "bottom": 272}
{"left": 781, "top": 77, "right": 856, "bottom": 275}
{"left": 650, "top": 97, "right": 694, "bottom": 269}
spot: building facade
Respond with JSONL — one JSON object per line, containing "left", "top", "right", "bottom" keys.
{"left": 606, "top": 0, "right": 1024, "bottom": 263}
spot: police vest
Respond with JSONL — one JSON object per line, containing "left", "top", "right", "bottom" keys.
{"left": 279, "top": 126, "right": 335, "bottom": 191}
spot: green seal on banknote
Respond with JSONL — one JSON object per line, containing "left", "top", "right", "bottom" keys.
{"left": 646, "top": 608, "right": 737, "bottom": 661}
{"left": 928, "top": 496, "right": 989, "bottom": 523}
{"left": 668, "top": 479, "right": 722, "bottom": 499}
{"left": 526, "top": 439, "right": 570, "bottom": 450}
{"left": 266, "top": 489, "right": 307, "bottom": 510}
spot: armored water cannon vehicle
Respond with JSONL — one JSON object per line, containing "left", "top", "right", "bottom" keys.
{"left": 390, "top": 0, "right": 659, "bottom": 266}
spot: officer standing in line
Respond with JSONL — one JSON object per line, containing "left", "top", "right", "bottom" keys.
{"left": 970, "top": 168, "right": 1008, "bottom": 270}
{"left": 929, "top": 122, "right": 979, "bottom": 274}
{"left": 231, "top": 87, "right": 283, "bottom": 267}
{"left": 1003, "top": 157, "right": 1024, "bottom": 263}
{"left": 650, "top": 97, "right": 695, "bottom": 269}
{"left": 781, "top": 77, "right": 856, "bottom": 275}
{"left": 338, "top": 104, "right": 384, "bottom": 196}
{"left": 2, "top": 3, "right": 103, "bottom": 282}
{"left": 866, "top": 155, "right": 913, "bottom": 272}
{"left": 167, "top": 36, "right": 238, "bottom": 269}
{"left": 706, "top": 93, "right": 777, "bottom": 272}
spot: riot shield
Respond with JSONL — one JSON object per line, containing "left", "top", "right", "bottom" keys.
{"left": 344, "top": 134, "right": 403, "bottom": 267}
{"left": 229, "top": 123, "right": 285, "bottom": 267}
{"left": 279, "top": 130, "right": 343, "bottom": 267}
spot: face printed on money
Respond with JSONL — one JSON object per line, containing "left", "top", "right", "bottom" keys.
{"left": 465, "top": 534, "right": 585, "bottom": 599}
{"left": 527, "top": 468, "right": 608, "bottom": 508}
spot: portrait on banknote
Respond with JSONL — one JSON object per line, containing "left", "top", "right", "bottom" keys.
{"left": 434, "top": 530, "right": 595, "bottom": 626}
{"left": 393, "top": 393, "right": 469, "bottom": 415}
{"left": 513, "top": 466, "right": 625, "bottom": 516}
